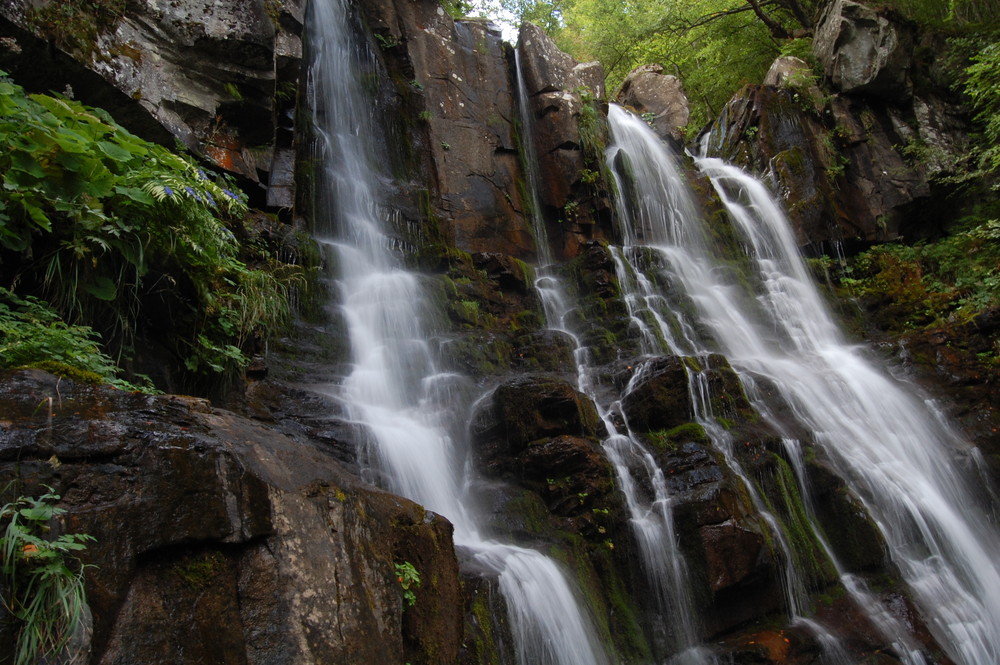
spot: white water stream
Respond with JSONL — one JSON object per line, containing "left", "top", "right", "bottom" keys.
{"left": 307, "top": 2, "right": 609, "bottom": 664}
{"left": 516, "top": 51, "right": 713, "bottom": 664}
{"left": 604, "top": 104, "right": 1000, "bottom": 665}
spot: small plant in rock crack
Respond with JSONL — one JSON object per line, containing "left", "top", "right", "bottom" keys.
{"left": 394, "top": 561, "right": 421, "bottom": 608}
{"left": 0, "top": 487, "right": 95, "bottom": 665}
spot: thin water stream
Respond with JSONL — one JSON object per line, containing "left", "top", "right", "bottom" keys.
{"left": 516, "top": 49, "right": 714, "bottom": 665}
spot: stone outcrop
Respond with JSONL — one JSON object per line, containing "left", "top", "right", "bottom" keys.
{"left": 0, "top": 0, "right": 305, "bottom": 206}
{"left": 358, "top": 0, "right": 535, "bottom": 258}
{"left": 0, "top": 370, "right": 463, "bottom": 665}
{"left": 813, "top": 0, "right": 914, "bottom": 101}
{"left": 517, "top": 22, "right": 614, "bottom": 259}
{"left": 616, "top": 64, "right": 690, "bottom": 142}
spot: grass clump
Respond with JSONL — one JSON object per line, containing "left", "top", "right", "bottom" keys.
{"left": 0, "top": 488, "right": 94, "bottom": 665}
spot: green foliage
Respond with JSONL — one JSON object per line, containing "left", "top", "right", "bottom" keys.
{"left": 0, "top": 73, "right": 302, "bottom": 385}
{"left": 877, "top": 0, "right": 1000, "bottom": 24}
{"left": 0, "top": 288, "right": 154, "bottom": 391}
{"left": 0, "top": 488, "right": 94, "bottom": 665}
{"left": 964, "top": 39, "right": 1000, "bottom": 181}
{"left": 394, "top": 561, "right": 421, "bottom": 607}
{"left": 441, "top": 0, "right": 474, "bottom": 19}
{"left": 839, "top": 217, "right": 1000, "bottom": 332}
{"left": 544, "top": 0, "right": 791, "bottom": 131}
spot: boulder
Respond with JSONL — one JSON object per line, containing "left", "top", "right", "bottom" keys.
{"left": 0, "top": 370, "right": 463, "bottom": 665}
{"left": 472, "top": 374, "right": 602, "bottom": 461}
{"left": 621, "top": 356, "right": 694, "bottom": 433}
{"left": 617, "top": 64, "right": 690, "bottom": 141}
{"left": 812, "top": 0, "right": 914, "bottom": 102}
{"left": 763, "top": 55, "right": 825, "bottom": 112}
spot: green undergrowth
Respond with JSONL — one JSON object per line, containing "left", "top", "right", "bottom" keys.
{"left": 837, "top": 216, "right": 1000, "bottom": 337}
{"left": 0, "top": 72, "right": 306, "bottom": 391}
{"left": 1, "top": 488, "right": 94, "bottom": 665}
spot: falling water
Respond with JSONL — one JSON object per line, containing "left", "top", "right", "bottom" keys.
{"left": 307, "top": 2, "right": 610, "bottom": 664}
{"left": 605, "top": 107, "right": 832, "bottom": 639}
{"left": 603, "top": 103, "right": 1000, "bottom": 664}
{"left": 515, "top": 50, "right": 713, "bottom": 663}
{"left": 696, "top": 156, "right": 1000, "bottom": 665}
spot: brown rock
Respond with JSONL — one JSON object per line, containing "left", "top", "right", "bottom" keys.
{"left": 617, "top": 64, "right": 690, "bottom": 141}
{"left": 699, "top": 519, "right": 766, "bottom": 592}
{"left": 0, "top": 370, "right": 463, "bottom": 665}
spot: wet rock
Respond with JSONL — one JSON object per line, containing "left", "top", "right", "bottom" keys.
{"left": 361, "top": 0, "right": 533, "bottom": 258}
{"left": 813, "top": 0, "right": 914, "bottom": 102}
{"left": 699, "top": 519, "right": 766, "bottom": 592}
{"left": 617, "top": 64, "right": 690, "bottom": 142}
{"left": 0, "top": 370, "right": 463, "bottom": 665}
{"left": 702, "top": 84, "right": 930, "bottom": 246}
{"left": 0, "top": 0, "right": 306, "bottom": 194}
{"left": 517, "top": 23, "right": 613, "bottom": 259}
{"left": 620, "top": 356, "right": 694, "bottom": 433}
{"left": 471, "top": 374, "right": 602, "bottom": 460}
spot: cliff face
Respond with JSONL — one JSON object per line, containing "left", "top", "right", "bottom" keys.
{"left": 0, "top": 1, "right": 996, "bottom": 664}
{"left": 700, "top": 0, "right": 969, "bottom": 251}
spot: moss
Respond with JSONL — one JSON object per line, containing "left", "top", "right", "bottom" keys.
{"left": 755, "top": 452, "right": 837, "bottom": 592}
{"left": 172, "top": 550, "right": 228, "bottom": 590}
{"left": 644, "top": 423, "right": 709, "bottom": 452}
{"left": 22, "top": 361, "right": 105, "bottom": 385}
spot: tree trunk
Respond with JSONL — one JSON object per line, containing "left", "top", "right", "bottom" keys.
{"left": 745, "top": 0, "right": 791, "bottom": 38}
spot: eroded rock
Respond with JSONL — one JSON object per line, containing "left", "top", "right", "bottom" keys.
{"left": 0, "top": 370, "right": 463, "bottom": 665}
{"left": 617, "top": 64, "right": 690, "bottom": 142}
{"left": 813, "top": 0, "right": 914, "bottom": 101}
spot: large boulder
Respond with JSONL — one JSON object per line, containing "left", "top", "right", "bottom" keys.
{"left": 812, "top": 0, "right": 914, "bottom": 102}
{"left": 616, "top": 64, "right": 690, "bottom": 142}
{"left": 0, "top": 370, "right": 463, "bottom": 665}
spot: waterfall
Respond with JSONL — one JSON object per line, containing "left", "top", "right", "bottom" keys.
{"left": 604, "top": 103, "right": 1000, "bottom": 665}
{"left": 696, "top": 156, "right": 1000, "bottom": 665}
{"left": 516, "top": 51, "right": 713, "bottom": 664}
{"left": 306, "top": 2, "right": 610, "bottom": 664}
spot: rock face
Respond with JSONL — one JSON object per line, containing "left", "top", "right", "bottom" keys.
{"left": 516, "top": 22, "right": 614, "bottom": 259}
{"left": 0, "top": 370, "right": 463, "bottom": 665}
{"left": 0, "top": 1, "right": 990, "bottom": 664}
{"left": 617, "top": 64, "right": 690, "bottom": 142}
{"left": 813, "top": 0, "right": 914, "bottom": 101}
{"left": 0, "top": 0, "right": 305, "bottom": 205}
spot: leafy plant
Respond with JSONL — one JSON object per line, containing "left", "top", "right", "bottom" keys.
{"left": 0, "top": 72, "right": 304, "bottom": 386}
{"left": 394, "top": 561, "right": 421, "bottom": 607}
{"left": 838, "top": 216, "right": 1000, "bottom": 332}
{"left": 0, "top": 488, "right": 95, "bottom": 665}
{"left": 0, "top": 288, "right": 154, "bottom": 391}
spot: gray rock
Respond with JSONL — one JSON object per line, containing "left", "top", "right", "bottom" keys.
{"left": 617, "top": 64, "right": 690, "bottom": 141}
{"left": 812, "top": 0, "right": 914, "bottom": 101}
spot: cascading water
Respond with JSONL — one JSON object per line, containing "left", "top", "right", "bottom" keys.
{"left": 696, "top": 156, "right": 1000, "bottom": 665}
{"left": 605, "top": 106, "right": 855, "bottom": 665}
{"left": 603, "top": 102, "right": 1000, "bottom": 665}
{"left": 515, "top": 51, "right": 713, "bottom": 664}
{"left": 307, "top": 2, "right": 610, "bottom": 664}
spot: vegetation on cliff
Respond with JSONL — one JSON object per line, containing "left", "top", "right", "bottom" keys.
{"left": 0, "top": 73, "right": 305, "bottom": 392}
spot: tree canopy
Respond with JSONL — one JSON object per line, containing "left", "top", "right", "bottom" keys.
{"left": 470, "top": 0, "right": 999, "bottom": 132}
